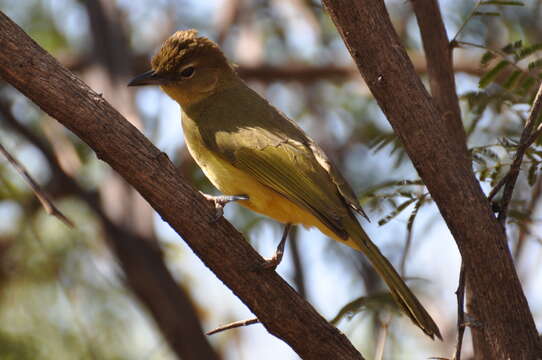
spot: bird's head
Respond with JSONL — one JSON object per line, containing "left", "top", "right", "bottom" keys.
{"left": 128, "top": 30, "right": 235, "bottom": 107}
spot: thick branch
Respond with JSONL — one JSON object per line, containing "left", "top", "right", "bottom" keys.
{"left": 0, "top": 101, "right": 218, "bottom": 360}
{"left": 411, "top": 0, "right": 468, "bottom": 160}
{"left": 0, "top": 11, "right": 363, "bottom": 360}
{"left": 61, "top": 52, "right": 484, "bottom": 85}
{"left": 322, "top": 0, "right": 541, "bottom": 358}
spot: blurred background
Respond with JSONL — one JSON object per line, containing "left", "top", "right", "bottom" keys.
{"left": 1, "top": 0, "right": 542, "bottom": 359}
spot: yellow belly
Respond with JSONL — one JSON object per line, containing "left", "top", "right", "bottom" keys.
{"left": 182, "top": 115, "right": 359, "bottom": 249}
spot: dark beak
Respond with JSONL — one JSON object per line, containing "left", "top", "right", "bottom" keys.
{"left": 128, "top": 70, "right": 166, "bottom": 87}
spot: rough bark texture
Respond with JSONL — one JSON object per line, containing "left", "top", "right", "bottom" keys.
{"left": 322, "top": 0, "right": 541, "bottom": 358}
{"left": 0, "top": 99, "right": 218, "bottom": 360}
{"left": 0, "top": 11, "right": 364, "bottom": 360}
{"left": 411, "top": 1, "right": 491, "bottom": 356}
{"left": 411, "top": 0, "right": 468, "bottom": 161}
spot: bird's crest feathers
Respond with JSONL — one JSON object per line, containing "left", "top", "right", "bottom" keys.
{"left": 151, "top": 29, "right": 229, "bottom": 74}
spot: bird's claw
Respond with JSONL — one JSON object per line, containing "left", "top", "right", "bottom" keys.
{"left": 202, "top": 193, "right": 249, "bottom": 222}
{"left": 256, "top": 223, "right": 291, "bottom": 271}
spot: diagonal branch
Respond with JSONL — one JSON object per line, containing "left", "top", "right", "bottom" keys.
{"left": 489, "top": 83, "right": 542, "bottom": 225}
{"left": 0, "top": 11, "right": 363, "bottom": 360}
{"left": 411, "top": 0, "right": 468, "bottom": 161}
{"left": 0, "top": 141, "right": 74, "bottom": 227}
{"left": 0, "top": 97, "right": 219, "bottom": 360}
{"left": 322, "top": 0, "right": 541, "bottom": 358}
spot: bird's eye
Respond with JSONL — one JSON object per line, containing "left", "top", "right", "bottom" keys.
{"left": 180, "top": 66, "right": 195, "bottom": 78}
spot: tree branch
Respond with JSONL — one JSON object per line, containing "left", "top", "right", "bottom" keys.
{"left": 321, "top": 0, "right": 541, "bottom": 358}
{"left": 411, "top": 0, "right": 468, "bottom": 160}
{"left": 0, "top": 11, "right": 364, "bottom": 360}
{"left": 0, "top": 97, "right": 219, "bottom": 360}
{"left": 497, "top": 83, "right": 542, "bottom": 225}
{"left": 0, "top": 141, "right": 74, "bottom": 227}
{"left": 60, "top": 52, "right": 484, "bottom": 85}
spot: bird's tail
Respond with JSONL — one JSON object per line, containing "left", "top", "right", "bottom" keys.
{"left": 346, "top": 221, "right": 442, "bottom": 340}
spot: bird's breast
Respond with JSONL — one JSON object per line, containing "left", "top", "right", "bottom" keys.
{"left": 181, "top": 114, "right": 318, "bottom": 225}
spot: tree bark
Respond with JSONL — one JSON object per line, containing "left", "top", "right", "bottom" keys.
{"left": 322, "top": 0, "right": 541, "bottom": 358}
{"left": 411, "top": 0, "right": 468, "bottom": 161}
{"left": 0, "top": 100, "right": 218, "bottom": 360}
{"left": 0, "top": 11, "right": 364, "bottom": 360}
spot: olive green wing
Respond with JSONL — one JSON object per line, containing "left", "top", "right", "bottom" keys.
{"left": 214, "top": 127, "right": 351, "bottom": 239}
{"left": 308, "top": 141, "right": 369, "bottom": 221}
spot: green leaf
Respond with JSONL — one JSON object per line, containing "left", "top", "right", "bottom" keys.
{"left": 490, "top": 163, "right": 502, "bottom": 186}
{"left": 330, "top": 293, "right": 398, "bottom": 325}
{"left": 528, "top": 59, "right": 542, "bottom": 71}
{"left": 407, "top": 196, "right": 426, "bottom": 232}
{"left": 517, "top": 76, "right": 536, "bottom": 96}
{"left": 378, "top": 197, "right": 417, "bottom": 226}
{"left": 473, "top": 11, "right": 501, "bottom": 17}
{"left": 479, "top": 167, "right": 490, "bottom": 182}
{"left": 517, "top": 43, "right": 542, "bottom": 60}
{"left": 502, "top": 40, "right": 523, "bottom": 54}
{"left": 479, "top": 60, "right": 510, "bottom": 88}
{"left": 503, "top": 70, "right": 522, "bottom": 90}
{"left": 480, "top": 0, "right": 524, "bottom": 5}
{"left": 481, "top": 51, "right": 496, "bottom": 66}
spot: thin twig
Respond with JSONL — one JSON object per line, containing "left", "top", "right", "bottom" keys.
{"left": 488, "top": 113, "right": 542, "bottom": 201}
{"left": 497, "top": 83, "right": 542, "bottom": 225}
{"left": 288, "top": 226, "right": 307, "bottom": 299}
{"left": 450, "top": 1, "right": 482, "bottom": 43}
{"left": 454, "top": 262, "right": 466, "bottom": 360}
{"left": 0, "top": 142, "right": 74, "bottom": 227}
{"left": 400, "top": 195, "right": 426, "bottom": 276}
{"left": 514, "top": 176, "right": 542, "bottom": 260}
{"left": 206, "top": 318, "right": 260, "bottom": 335}
{"left": 488, "top": 171, "right": 510, "bottom": 201}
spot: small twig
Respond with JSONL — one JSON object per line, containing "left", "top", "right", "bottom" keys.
{"left": 206, "top": 317, "right": 260, "bottom": 335}
{"left": 514, "top": 176, "right": 542, "bottom": 260}
{"left": 288, "top": 226, "right": 307, "bottom": 299}
{"left": 0, "top": 142, "right": 74, "bottom": 227}
{"left": 400, "top": 195, "right": 426, "bottom": 276}
{"left": 400, "top": 228, "right": 413, "bottom": 277}
{"left": 454, "top": 262, "right": 466, "bottom": 360}
{"left": 488, "top": 172, "right": 510, "bottom": 201}
{"left": 450, "top": 1, "right": 482, "bottom": 43}
{"left": 497, "top": 83, "right": 542, "bottom": 225}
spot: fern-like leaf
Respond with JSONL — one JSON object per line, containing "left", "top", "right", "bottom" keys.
{"left": 479, "top": 60, "right": 510, "bottom": 88}
{"left": 480, "top": 0, "right": 524, "bottom": 5}
{"left": 378, "top": 197, "right": 417, "bottom": 226}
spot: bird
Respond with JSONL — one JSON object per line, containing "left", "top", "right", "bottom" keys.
{"left": 128, "top": 29, "right": 441, "bottom": 340}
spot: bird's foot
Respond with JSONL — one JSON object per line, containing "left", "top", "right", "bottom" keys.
{"left": 202, "top": 193, "right": 249, "bottom": 222}
{"left": 260, "top": 223, "right": 292, "bottom": 270}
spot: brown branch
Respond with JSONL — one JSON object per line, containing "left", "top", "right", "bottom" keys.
{"left": 0, "top": 11, "right": 364, "bottom": 360}
{"left": 288, "top": 226, "right": 307, "bottom": 299}
{"left": 322, "top": 0, "right": 541, "bottom": 358}
{"left": 214, "top": 0, "right": 241, "bottom": 45}
{"left": 60, "top": 51, "right": 484, "bottom": 85}
{"left": 0, "top": 97, "right": 218, "bottom": 360}
{"left": 454, "top": 263, "right": 466, "bottom": 360}
{"left": 497, "top": 83, "right": 542, "bottom": 225}
{"left": 0, "top": 141, "right": 74, "bottom": 227}
{"left": 411, "top": 0, "right": 468, "bottom": 160}
{"left": 207, "top": 318, "right": 259, "bottom": 336}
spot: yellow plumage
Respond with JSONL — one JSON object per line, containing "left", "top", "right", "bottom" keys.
{"left": 128, "top": 29, "right": 441, "bottom": 340}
